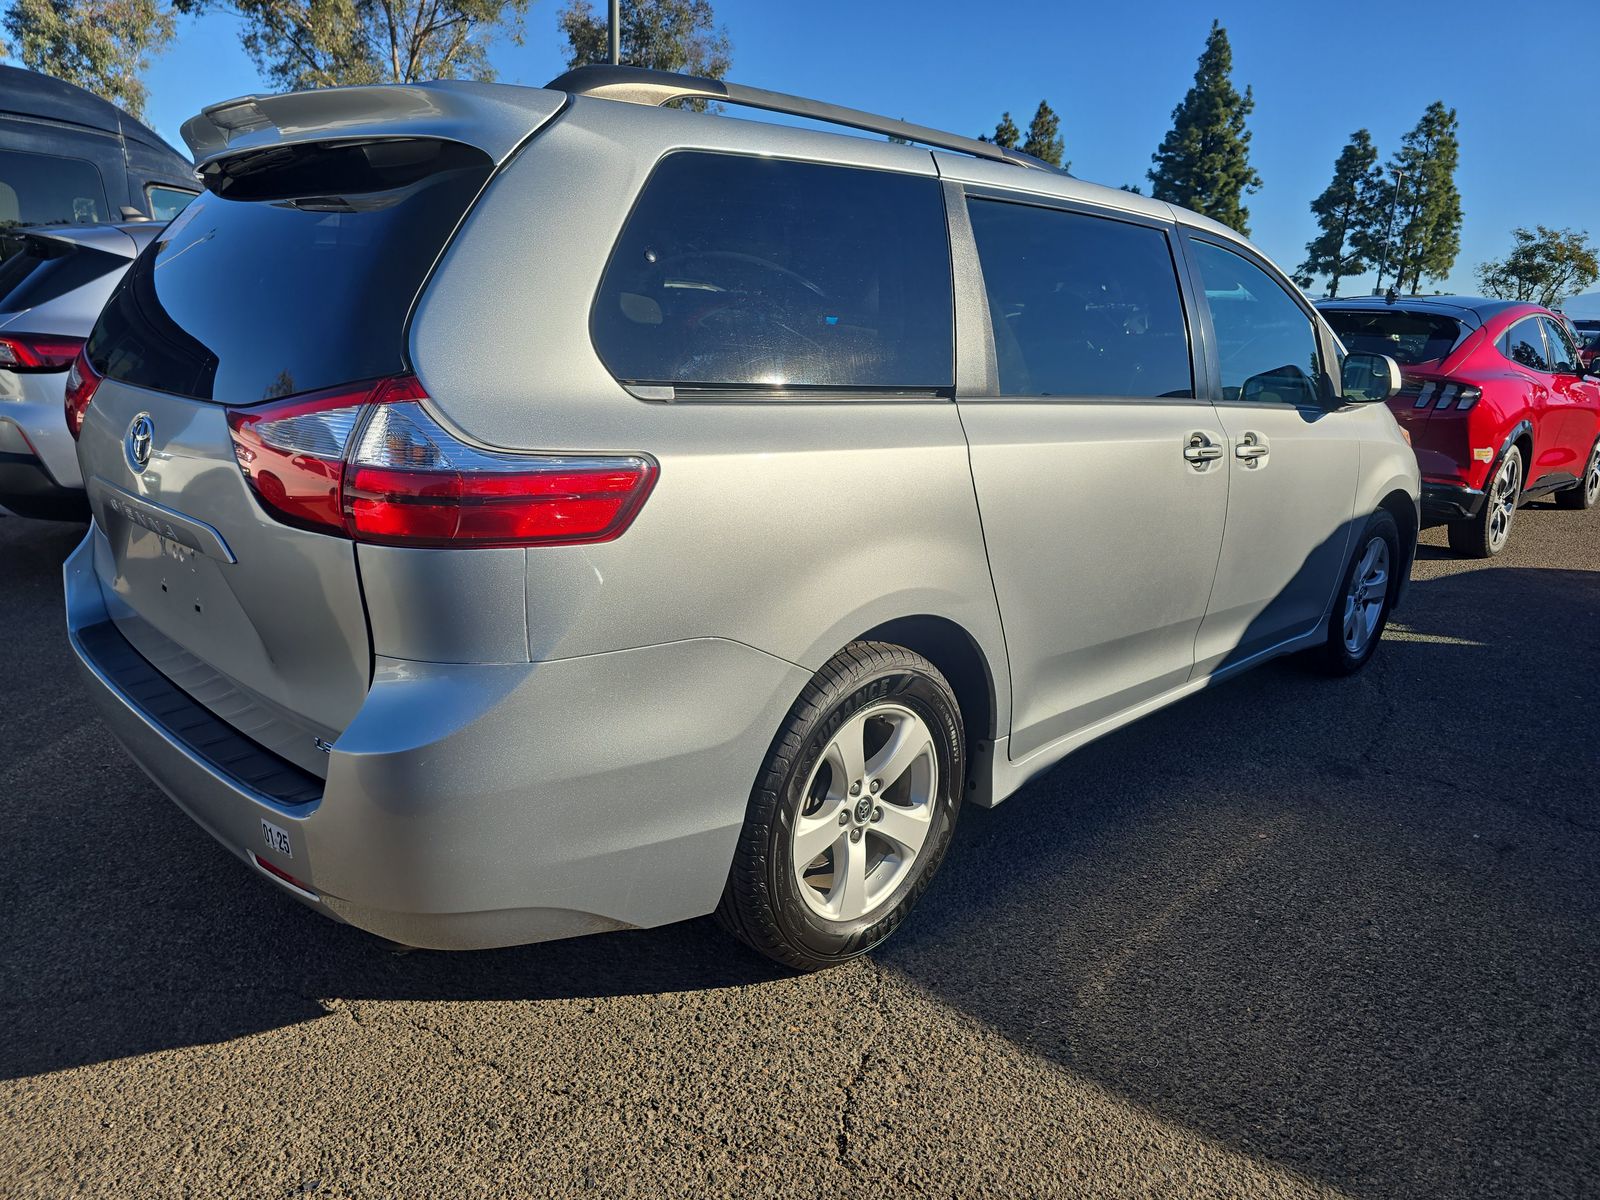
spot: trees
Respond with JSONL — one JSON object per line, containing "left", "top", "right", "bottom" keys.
{"left": 558, "top": 0, "right": 729, "bottom": 79}
{"left": 1148, "top": 20, "right": 1260, "bottom": 235}
{"left": 1478, "top": 227, "right": 1600, "bottom": 309}
{"left": 1, "top": 0, "right": 174, "bottom": 117}
{"left": 1296, "top": 129, "right": 1385, "bottom": 298}
{"left": 1021, "top": 99, "right": 1065, "bottom": 169}
{"left": 172, "top": 0, "right": 533, "bottom": 90}
{"left": 1383, "top": 101, "right": 1462, "bottom": 295}
{"left": 981, "top": 111, "right": 1019, "bottom": 148}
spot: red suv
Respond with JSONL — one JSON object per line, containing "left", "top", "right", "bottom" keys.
{"left": 1320, "top": 296, "right": 1600, "bottom": 556}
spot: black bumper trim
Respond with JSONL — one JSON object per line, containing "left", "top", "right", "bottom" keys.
{"left": 0, "top": 451, "right": 88, "bottom": 521}
{"left": 75, "top": 621, "right": 324, "bottom": 807}
{"left": 1421, "top": 481, "right": 1484, "bottom": 526}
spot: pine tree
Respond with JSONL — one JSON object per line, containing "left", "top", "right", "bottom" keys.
{"left": 983, "top": 111, "right": 1020, "bottom": 148}
{"left": 1296, "top": 129, "right": 1385, "bottom": 298}
{"left": 1147, "top": 20, "right": 1261, "bottom": 235}
{"left": 1021, "top": 100, "right": 1066, "bottom": 169}
{"left": 1386, "top": 102, "right": 1462, "bottom": 295}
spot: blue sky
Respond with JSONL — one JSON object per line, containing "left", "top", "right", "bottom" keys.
{"left": 71, "top": 0, "right": 1600, "bottom": 309}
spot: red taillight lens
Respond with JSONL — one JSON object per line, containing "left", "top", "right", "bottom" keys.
{"left": 226, "top": 375, "right": 657, "bottom": 547}
{"left": 63, "top": 349, "right": 102, "bottom": 440}
{"left": 0, "top": 333, "right": 84, "bottom": 373}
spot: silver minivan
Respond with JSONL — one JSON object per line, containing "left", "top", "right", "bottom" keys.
{"left": 63, "top": 67, "right": 1419, "bottom": 969}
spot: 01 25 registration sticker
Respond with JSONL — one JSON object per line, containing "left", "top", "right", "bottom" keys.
{"left": 261, "top": 819, "right": 293, "bottom": 859}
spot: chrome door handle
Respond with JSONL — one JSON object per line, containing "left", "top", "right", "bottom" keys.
{"left": 1235, "top": 432, "right": 1270, "bottom": 465}
{"left": 1184, "top": 433, "right": 1224, "bottom": 465}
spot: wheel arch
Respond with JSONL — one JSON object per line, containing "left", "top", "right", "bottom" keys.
{"left": 1376, "top": 488, "right": 1418, "bottom": 609}
{"left": 854, "top": 614, "right": 999, "bottom": 802}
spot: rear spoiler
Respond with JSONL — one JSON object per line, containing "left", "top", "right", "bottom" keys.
{"left": 180, "top": 81, "right": 567, "bottom": 173}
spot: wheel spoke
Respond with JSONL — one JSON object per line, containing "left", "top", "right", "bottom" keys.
{"left": 866, "top": 715, "right": 933, "bottom": 792}
{"left": 829, "top": 712, "right": 867, "bottom": 787}
{"left": 793, "top": 815, "right": 845, "bottom": 867}
{"left": 835, "top": 834, "right": 869, "bottom": 921}
{"left": 874, "top": 802, "right": 932, "bottom": 856}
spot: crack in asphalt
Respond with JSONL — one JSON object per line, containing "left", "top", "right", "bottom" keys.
{"left": 835, "top": 957, "right": 889, "bottom": 1171}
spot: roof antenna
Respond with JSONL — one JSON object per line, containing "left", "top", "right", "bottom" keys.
{"left": 1384, "top": 287, "right": 1397, "bottom": 306}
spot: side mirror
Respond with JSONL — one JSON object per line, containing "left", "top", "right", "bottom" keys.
{"left": 1342, "top": 351, "right": 1402, "bottom": 403}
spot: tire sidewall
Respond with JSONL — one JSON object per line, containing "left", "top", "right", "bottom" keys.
{"left": 768, "top": 665, "right": 962, "bottom": 963}
{"left": 1330, "top": 510, "right": 1400, "bottom": 671}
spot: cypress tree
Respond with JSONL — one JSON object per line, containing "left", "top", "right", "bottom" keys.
{"left": 1297, "top": 129, "right": 1386, "bottom": 297}
{"left": 1387, "top": 102, "right": 1462, "bottom": 295}
{"left": 1148, "top": 20, "right": 1261, "bottom": 235}
{"left": 1022, "top": 100, "right": 1067, "bottom": 169}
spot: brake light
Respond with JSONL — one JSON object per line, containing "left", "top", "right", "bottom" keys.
{"left": 0, "top": 333, "right": 84, "bottom": 373}
{"left": 63, "top": 349, "right": 102, "bottom": 440}
{"left": 226, "top": 376, "right": 657, "bottom": 547}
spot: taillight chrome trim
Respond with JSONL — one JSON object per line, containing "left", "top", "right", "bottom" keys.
{"left": 226, "top": 375, "right": 659, "bottom": 548}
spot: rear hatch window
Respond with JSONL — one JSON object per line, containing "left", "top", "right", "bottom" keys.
{"left": 0, "top": 234, "right": 128, "bottom": 317}
{"left": 1323, "top": 308, "right": 1467, "bottom": 366}
{"left": 86, "top": 138, "right": 493, "bottom": 403}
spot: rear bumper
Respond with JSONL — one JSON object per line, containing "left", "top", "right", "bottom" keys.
{"left": 0, "top": 370, "right": 85, "bottom": 519}
{"left": 1421, "top": 480, "right": 1484, "bottom": 526}
{"left": 65, "top": 529, "right": 810, "bottom": 950}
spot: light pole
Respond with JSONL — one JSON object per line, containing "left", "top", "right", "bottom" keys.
{"left": 1374, "top": 167, "right": 1406, "bottom": 295}
{"left": 609, "top": 0, "right": 620, "bottom": 64}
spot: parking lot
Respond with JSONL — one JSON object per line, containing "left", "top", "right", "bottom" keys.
{"left": 2, "top": 504, "right": 1597, "bottom": 1199}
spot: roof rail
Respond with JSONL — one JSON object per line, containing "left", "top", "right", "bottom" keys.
{"left": 544, "top": 65, "right": 1067, "bottom": 175}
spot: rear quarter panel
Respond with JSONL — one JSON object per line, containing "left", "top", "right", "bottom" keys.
{"left": 407, "top": 98, "right": 1011, "bottom": 735}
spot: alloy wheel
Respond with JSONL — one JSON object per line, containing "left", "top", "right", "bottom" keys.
{"left": 791, "top": 703, "right": 937, "bottom": 922}
{"left": 1487, "top": 452, "right": 1522, "bottom": 553}
{"left": 1586, "top": 446, "right": 1600, "bottom": 506}
{"left": 1341, "top": 535, "right": 1390, "bottom": 657}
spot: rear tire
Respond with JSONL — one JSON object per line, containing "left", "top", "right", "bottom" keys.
{"left": 1554, "top": 440, "right": 1600, "bottom": 510}
{"left": 1312, "top": 509, "right": 1399, "bottom": 676}
{"left": 1448, "top": 444, "right": 1523, "bottom": 557}
{"left": 716, "top": 641, "right": 963, "bottom": 972}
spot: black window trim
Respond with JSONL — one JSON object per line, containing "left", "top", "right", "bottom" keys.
{"left": 953, "top": 183, "right": 1208, "bottom": 407}
{"left": 588, "top": 146, "right": 957, "bottom": 405}
{"left": 1500, "top": 315, "right": 1554, "bottom": 375}
{"left": 1178, "top": 228, "right": 1340, "bottom": 411}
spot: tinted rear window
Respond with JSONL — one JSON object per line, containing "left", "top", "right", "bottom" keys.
{"left": 0, "top": 235, "right": 126, "bottom": 315}
{"left": 87, "top": 139, "right": 492, "bottom": 403}
{"left": 1322, "top": 309, "right": 1466, "bottom": 365}
{"left": 1, "top": 149, "right": 111, "bottom": 263}
{"left": 592, "top": 152, "right": 953, "bottom": 393}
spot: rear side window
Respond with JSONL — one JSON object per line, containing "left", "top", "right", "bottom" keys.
{"left": 966, "top": 198, "right": 1192, "bottom": 398}
{"left": 1541, "top": 317, "right": 1579, "bottom": 372}
{"left": 0, "top": 150, "right": 110, "bottom": 262}
{"left": 0, "top": 236, "right": 126, "bottom": 315}
{"left": 592, "top": 152, "right": 953, "bottom": 392}
{"left": 1501, "top": 319, "right": 1550, "bottom": 372}
{"left": 87, "top": 139, "right": 492, "bottom": 403}
{"left": 145, "top": 185, "right": 197, "bottom": 221}
{"left": 1193, "top": 240, "right": 1322, "bottom": 406}
{"left": 1321, "top": 308, "right": 1465, "bottom": 365}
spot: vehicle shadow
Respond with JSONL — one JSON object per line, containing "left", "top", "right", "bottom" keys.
{"left": 877, "top": 563, "right": 1600, "bottom": 1198}
{"left": 6, "top": 515, "right": 1599, "bottom": 1195}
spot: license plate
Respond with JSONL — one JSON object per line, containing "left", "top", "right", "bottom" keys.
{"left": 261, "top": 819, "right": 293, "bottom": 859}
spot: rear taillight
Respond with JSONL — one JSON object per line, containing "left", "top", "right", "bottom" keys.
{"left": 64, "top": 349, "right": 102, "bottom": 440}
{"left": 1402, "top": 377, "right": 1481, "bottom": 411}
{"left": 226, "top": 375, "right": 657, "bottom": 548}
{"left": 0, "top": 333, "right": 84, "bottom": 373}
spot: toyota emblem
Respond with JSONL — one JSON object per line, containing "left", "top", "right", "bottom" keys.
{"left": 126, "top": 413, "right": 154, "bottom": 471}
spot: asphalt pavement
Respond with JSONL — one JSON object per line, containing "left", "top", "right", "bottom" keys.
{"left": 2, "top": 500, "right": 1597, "bottom": 1199}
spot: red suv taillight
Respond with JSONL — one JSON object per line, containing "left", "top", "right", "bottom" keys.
{"left": 0, "top": 333, "right": 84, "bottom": 373}
{"left": 64, "top": 349, "right": 103, "bottom": 440}
{"left": 226, "top": 375, "right": 657, "bottom": 548}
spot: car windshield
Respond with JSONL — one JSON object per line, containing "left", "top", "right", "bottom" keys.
{"left": 1323, "top": 309, "right": 1466, "bottom": 365}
